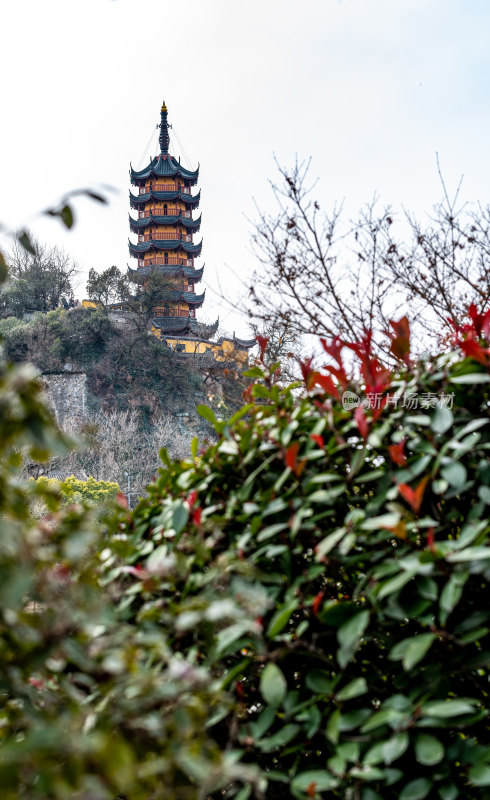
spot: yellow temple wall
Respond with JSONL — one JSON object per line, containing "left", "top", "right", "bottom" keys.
{"left": 150, "top": 328, "right": 249, "bottom": 364}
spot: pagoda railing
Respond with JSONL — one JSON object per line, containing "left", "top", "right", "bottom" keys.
{"left": 138, "top": 233, "right": 193, "bottom": 242}
{"left": 138, "top": 210, "right": 191, "bottom": 219}
{"left": 137, "top": 258, "right": 194, "bottom": 268}
{"left": 154, "top": 309, "right": 193, "bottom": 319}
{"left": 139, "top": 184, "right": 191, "bottom": 194}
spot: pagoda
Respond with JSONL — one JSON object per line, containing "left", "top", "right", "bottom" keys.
{"left": 128, "top": 102, "right": 255, "bottom": 360}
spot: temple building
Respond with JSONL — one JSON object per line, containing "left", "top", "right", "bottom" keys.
{"left": 127, "top": 101, "right": 255, "bottom": 361}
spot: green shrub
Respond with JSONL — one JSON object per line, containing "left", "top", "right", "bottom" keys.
{"left": 34, "top": 474, "right": 120, "bottom": 505}
{"left": 0, "top": 352, "right": 243, "bottom": 799}
{"left": 108, "top": 310, "right": 490, "bottom": 799}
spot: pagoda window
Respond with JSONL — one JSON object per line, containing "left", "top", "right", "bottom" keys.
{"left": 164, "top": 204, "right": 168, "bottom": 215}
{"left": 164, "top": 253, "right": 168, "bottom": 265}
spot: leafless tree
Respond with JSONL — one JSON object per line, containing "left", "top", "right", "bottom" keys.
{"left": 5, "top": 238, "right": 79, "bottom": 313}
{"left": 247, "top": 159, "right": 490, "bottom": 351}
{"left": 29, "top": 410, "right": 194, "bottom": 501}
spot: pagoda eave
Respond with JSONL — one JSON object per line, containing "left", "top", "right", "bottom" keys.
{"left": 130, "top": 155, "right": 199, "bottom": 184}
{"left": 129, "top": 189, "right": 201, "bottom": 208}
{"left": 128, "top": 240, "right": 202, "bottom": 256}
{"left": 152, "top": 316, "right": 219, "bottom": 339}
{"left": 128, "top": 264, "right": 204, "bottom": 282}
{"left": 129, "top": 214, "right": 201, "bottom": 232}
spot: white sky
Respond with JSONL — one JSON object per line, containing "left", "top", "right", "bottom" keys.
{"left": 1, "top": 0, "right": 489, "bottom": 337}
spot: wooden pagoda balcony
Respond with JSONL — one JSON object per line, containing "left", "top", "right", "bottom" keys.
{"left": 137, "top": 257, "right": 194, "bottom": 268}
{"left": 138, "top": 210, "right": 192, "bottom": 219}
{"left": 139, "top": 184, "right": 191, "bottom": 194}
{"left": 138, "top": 233, "right": 193, "bottom": 242}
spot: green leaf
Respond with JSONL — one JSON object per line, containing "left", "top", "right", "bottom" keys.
{"left": 440, "top": 460, "right": 467, "bottom": 489}
{"left": 478, "top": 486, "right": 490, "bottom": 505}
{"left": 382, "top": 731, "right": 409, "bottom": 765}
{"left": 257, "top": 522, "right": 288, "bottom": 542}
{"left": 447, "top": 547, "right": 490, "bottom": 563}
{"left": 361, "top": 707, "right": 405, "bottom": 732}
{"left": 0, "top": 250, "right": 7, "bottom": 282}
{"left": 316, "top": 527, "right": 346, "bottom": 557}
{"left": 60, "top": 204, "right": 75, "bottom": 228}
{"left": 191, "top": 436, "right": 198, "bottom": 459}
{"left": 455, "top": 519, "right": 488, "bottom": 549}
{"left": 234, "top": 786, "right": 252, "bottom": 800}
{"left": 249, "top": 706, "right": 275, "bottom": 740}
{"left": 17, "top": 229, "right": 36, "bottom": 254}
{"left": 438, "top": 784, "right": 459, "bottom": 800}
{"left": 469, "top": 764, "right": 490, "bottom": 786}
{"left": 82, "top": 189, "right": 108, "bottom": 204}
{"left": 431, "top": 406, "right": 453, "bottom": 434}
{"left": 377, "top": 570, "right": 416, "bottom": 601}
{"left": 361, "top": 512, "right": 400, "bottom": 531}
{"left": 336, "top": 677, "right": 368, "bottom": 701}
{"left": 215, "top": 621, "right": 258, "bottom": 655}
{"left": 291, "top": 770, "right": 339, "bottom": 793}
{"left": 228, "top": 404, "right": 253, "bottom": 426}
{"left": 197, "top": 404, "right": 217, "bottom": 424}
{"left": 421, "top": 699, "right": 477, "bottom": 717}
{"left": 450, "top": 373, "right": 490, "bottom": 384}
{"left": 172, "top": 501, "right": 188, "bottom": 534}
{"left": 440, "top": 571, "right": 468, "bottom": 624}
{"left": 306, "top": 670, "right": 333, "bottom": 694}
{"left": 267, "top": 600, "right": 299, "bottom": 637}
{"left": 337, "top": 610, "right": 370, "bottom": 668}
{"left": 257, "top": 723, "right": 299, "bottom": 751}
{"left": 389, "top": 632, "right": 436, "bottom": 670}
{"left": 309, "top": 486, "right": 345, "bottom": 503}
{"left": 260, "top": 663, "right": 287, "bottom": 708}
{"left": 415, "top": 733, "right": 444, "bottom": 765}
{"left": 399, "top": 777, "right": 432, "bottom": 800}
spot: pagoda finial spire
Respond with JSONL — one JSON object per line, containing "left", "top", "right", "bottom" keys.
{"left": 159, "top": 100, "right": 170, "bottom": 155}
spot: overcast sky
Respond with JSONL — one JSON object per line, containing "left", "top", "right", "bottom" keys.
{"left": 1, "top": 0, "right": 489, "bottom": 337}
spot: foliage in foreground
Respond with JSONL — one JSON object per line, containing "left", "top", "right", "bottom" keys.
{"left": 0, "top": 355, "right": 251, "bottom": 799}
{"left": 108, "top": 308, "right": 490, "bottom": 799}
{"left": 3, "top": 305, "right": 490, "bottom": 799}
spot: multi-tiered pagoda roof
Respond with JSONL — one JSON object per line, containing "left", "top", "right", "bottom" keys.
{"left": 127, "top": 101, "right": 255, "bottom": 357}
{"left": 130, "top": 156, "right": 199, "bottom": 185}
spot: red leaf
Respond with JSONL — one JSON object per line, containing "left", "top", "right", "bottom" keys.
{"left": 116, "top": 492, "right": 128, "bottom": 509}
{"left": 187, "top": 490, "right": 198, "bottom": 509}
{"left": 427, "top": 527, "right": 435, "bottom": 552}
{"left": 313, "top": 372, "right": 340, "bottom": 398}
{"left": 390, "top": 316, "right": 410, "bottom": 339}
{"left": 310, "top": 434, "right": 324, "bottom": 448}
{"left": 320, "top": 335, "right": 344, "bottom": 366}
{"left": 398, "top": 476, "right": 429, "bottom": 514}
{"left": 354, "top": 405, "right": 369, "bottom": 439}
{"left": 29, "top": 677, "right": 45, "bottom": 690}
{"left": 256, "top": 335, "right": 268, "bottom": 363}
{"left": 459, "top": 335, "right": 490, "bottom": 365}
{"left": 323, "top": 363, "right": 349, "bottom": 389}
{"left": 306, "top": 783, "right": 317, "bottom": 798}
{"left": 312, "top": 591, "right": 324, "bottom": 615}
{"left": 299, "top": 357, "right": 315, "bottom": 389}
{"left": 193, "top": 507, "right": 202, "bottom": 526}
{"left": 388, "top": 439, "right": 407, "bottom": 466}
{"left": 119, "top": 565, "right": 150, "bottom": 579}
{"left": 285, "top": 442, "right": 300, "bottom": 471}
{"left": 390, "top": 334, "right": 410, "bottom": 361}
